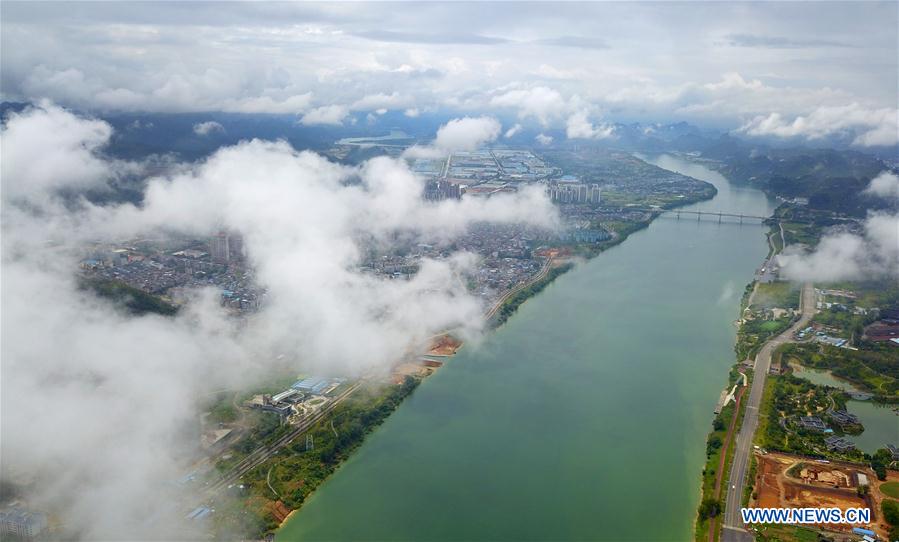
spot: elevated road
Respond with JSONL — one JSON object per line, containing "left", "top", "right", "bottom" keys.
{"left": 722, "top": 282, "right": 815, "bottom": 542}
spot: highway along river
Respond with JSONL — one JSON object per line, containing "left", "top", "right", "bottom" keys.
{"left": 278, "top": 154, "right": 776, "bottom": 541}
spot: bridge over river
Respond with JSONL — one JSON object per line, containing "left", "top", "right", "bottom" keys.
{"left": 660, "top": 208, "right": 770, "bottom": 223}
{"left": 277, "top": 154, "right": 779, "bottom": 541}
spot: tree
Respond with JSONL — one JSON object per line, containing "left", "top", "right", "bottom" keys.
{"left": 707, "top": 435, "right": 723, "bottom": 456}
{"left": 698, "top": 498, "right": 722, "bottom": 520}
{"left": 882, "top": 499, "right": 899, "bottom": 526}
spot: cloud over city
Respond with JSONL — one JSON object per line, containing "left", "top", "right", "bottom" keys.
{"left": 1, "top": 103, "right": 558, "bottom": 539}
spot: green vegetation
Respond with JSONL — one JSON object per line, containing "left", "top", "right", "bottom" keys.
{"left": 780, "top": 221, "right": 824, "bottom": 248}
{"left": 871, "top": 448, "right": 896, "bottom": 481}
{"left": 751, "top": 282, "right": 800, "bottom": 312}
{"left": 785, "top": 462, "right": 806, "bottom": 479}
{"left": 882, "top": 499, "right": 899, "bottom": 542}
{"left": 212, "top": 377, "right": 420, "bottom": 539}
{"left": 881, "top": 481, "right": 899, "bottom": 499}
{"left": 697, "top": 498, "right": 722, "bottom": 521}
{"left": 756, "top": 371, "right": 864, "bottom": 460}
{"left": 206, "top": 392, "right": 239, "bottom": 424}
{"left": 766, "top": 223, "right": 784, "bottom": 257}
{"left": 721, "top": 149, "right": 887, "bottom": 217}
{"left": 743, "top": 453, "right": 758, "bottom": 506}
{"left": 218, "top": 410, "right": 286, "bottom": 473}
{"left": 600, "top": 189, "right": 716, "bottom": 209}
{"left": 80, "top": 277, "right": 178, "bottom": 316}
{"left": 754, "top": 524, "right": 821, "bottom": 542}
{"left": 541, "top": 148, "right": 717, "bottom": 209}
{"left": 736, "top": 315, "right": 792, "bottom": 361}
{"left": 754, "top": 373, "right": 778, "bottom": 449}
{"left": 885, "top": 499, "right": 899, "bottom": 521}
{"left": 695, "top": 367, "right": 748, "bottom": 542}
{"left": 490, "top": 263, "right": 574, "bottom": 327}
{"left": 601, "top": 219, "right": 650, "bottom": 240}
{"left": 825, "top": 279, "right": 899, "bottom": 308}
{"left": 780, "top": 342, "right": 899, "bottom": 397}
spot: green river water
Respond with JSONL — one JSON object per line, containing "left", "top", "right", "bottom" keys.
{"left": 278, "top": 155, "right": 776, "bottom": 541}
{"left": 790, "top": 364, "right": 899, "bottom": 454}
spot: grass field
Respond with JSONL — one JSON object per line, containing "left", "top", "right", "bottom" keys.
{"left": 759, "top": 321, "right": 785, "bottom": 332}
{"left": 882, "top": 481, "right": 899, "bottom": 499}
{"left": 751, "top": 282, "right": 800, "bottom": 311}
{"left": 756, "top": 524, "right": 820, "bottom": 542}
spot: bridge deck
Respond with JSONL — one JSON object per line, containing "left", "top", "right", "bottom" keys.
{"left": 660, "top": 209, "right": 769, "bottom": 220}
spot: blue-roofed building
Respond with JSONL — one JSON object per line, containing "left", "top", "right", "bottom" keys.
{"left": 186, "top": 506, "right": 212, "bottom": 521}
{"left": 291, "top": 377, "right": 331, "bottom": 394}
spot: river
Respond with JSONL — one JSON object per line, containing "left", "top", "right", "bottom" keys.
{"left": 278, "top": 154, "right": 776, "bottom": 541}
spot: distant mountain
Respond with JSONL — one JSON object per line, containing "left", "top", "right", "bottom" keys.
{"left": 712, "top": 147, "right": 892, "bottom": 216}
{"left": 4, "top": 103, "right": 892, "bottom": 217}
{"left": 599, "top": 122, "right": 893, "bottom": 217}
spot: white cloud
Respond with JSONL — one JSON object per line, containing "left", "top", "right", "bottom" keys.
{"left": 504, "top": 123, "right": 522, "bottom": 138}
{"left": 0, "top": 101, "right": 114, "bottom": 204}
{"left": 739, "top": 103, "right": 899, "bottom": 147}
{"left": 404, "top": 108, "right": 420, "bottom": 118}
{"left": 299, "top": 104, "right": 350, "bottom": 126}
{"left": 535, "top": 133, "right": 553, "bottom": 145}
{"left": 192, "top": 120, "right": 224, "bottom": 136}
{"left": 490, "top": 86, "right": 567, "bottom": 125}
{"left": 778, "top": 212, "right": 899, "bottom": 282}
{"left": 1, "top": 105, "right": 559, "bottom": 539}
{"left": 863, "top": 171, "right": 899, "bottom": 200}
{"left": 405, "top": 116, "right": 502, "bottom": 158}
{"left": 565, "top": 110, "right": 615, "bottom": 139}
{"left": 350, "top": 92, "right": 409, "bottom": 111}
{"left": 221, "top": 93, "right": 313, "bottom": 114}
{"left": 434, "top": 116, "right": 501, "bottom": 151}
{"left": 1, "top": 4, "right": 895, "bottom": 136}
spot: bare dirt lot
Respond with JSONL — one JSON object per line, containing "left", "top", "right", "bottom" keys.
{"left": 751, "top": 452, "right": 885, "bottom": 538}
{"left": 427, "top": 334, "right": 462, "bottom": 356}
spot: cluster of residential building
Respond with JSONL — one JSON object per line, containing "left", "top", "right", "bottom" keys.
{"left": 81, "top": 234, "right": 264, "bottom": 314}
{"left": 547, "top": 176, "right": 602, "bottom": 204}
{"left": 795, "top": 324, "right": 852, "bottom": 349}
{"left": 795, "top": 416, "right": 858, "bottom": 451}
{"left": 0, "top": 506, "right": 47, "bottom": 540}
{"left": 824, "top": 436, "right": 856, "bottom": 453}
{"left": 358, "top": 223, "right": 547, "bottom": 307}
{"left": 76, "top": 147, "right": 688, "bottom": 326}
{"left": 798, "top": 409, "right": 862, "bottom": 434}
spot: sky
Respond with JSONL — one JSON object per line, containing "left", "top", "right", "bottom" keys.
{"left": 2, "top": 1, "right": 897, "bottom": 145}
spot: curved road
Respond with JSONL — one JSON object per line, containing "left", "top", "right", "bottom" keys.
{"left": 722, "top": 282, "right": 815, "bottom": 542}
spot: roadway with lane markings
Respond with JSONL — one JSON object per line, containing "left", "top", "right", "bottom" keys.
{"left": 722, "top": 282, "right": 815, "bottom": 542}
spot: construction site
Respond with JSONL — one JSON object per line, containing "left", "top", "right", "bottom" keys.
{"left": 750, "top": 452, "right": 894, "bottom": 539}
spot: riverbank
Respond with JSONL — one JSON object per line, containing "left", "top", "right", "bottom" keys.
{"left": 277, "top": 153, "right": 758, "bottom": 541}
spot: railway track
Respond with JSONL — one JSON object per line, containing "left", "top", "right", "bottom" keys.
{"left": 204, "top": 382, "right": 362, "bottom": 497}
